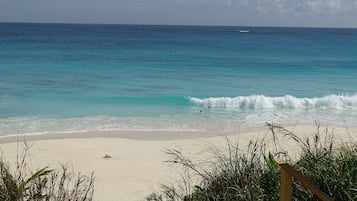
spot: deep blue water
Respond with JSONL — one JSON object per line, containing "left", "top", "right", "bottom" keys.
{"left": 1, "top": 23, "right": 357, "bottom": 135}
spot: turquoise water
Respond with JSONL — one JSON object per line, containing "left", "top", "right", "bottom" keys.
{"left": 1, "top": 23, "right": 357, "bottom": 135}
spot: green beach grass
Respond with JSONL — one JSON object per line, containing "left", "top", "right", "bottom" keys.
{"left": 0, "top": 142, "right": 94, "bottom": 201}
{"left": 147, "top": 122, "right": 357, "bottom": 201}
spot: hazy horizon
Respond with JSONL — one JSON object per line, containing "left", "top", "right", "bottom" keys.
{"left": 1, "top": 21, "right": 357, "bottom": 29}
{"left": 1, "top": 0, "right": 357, "bottom": 28}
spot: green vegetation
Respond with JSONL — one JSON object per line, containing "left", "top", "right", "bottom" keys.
{"left": 147, "top": 123, "right": 357, "bottom": 201}
{"left": 0, "top": 143, "right": 94, "bottom": 201}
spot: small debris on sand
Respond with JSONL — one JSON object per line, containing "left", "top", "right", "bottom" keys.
{"left": 103, "top": 154, "right": 112, "bottom": 159}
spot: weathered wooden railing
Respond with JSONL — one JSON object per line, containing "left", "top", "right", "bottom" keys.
{"left": 277, "top": 160, "right": 334, "bottom": 201}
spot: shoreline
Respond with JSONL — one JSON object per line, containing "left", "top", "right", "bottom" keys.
{"left": 0, "top": 121, "right": 332, "bottom": 144}
{"left": 0, "top": 124, "right": 356, "bottom": 200}
{"left": 0, "top": 125, "right": 269, "bottom": 144}
{"left": 0, "top": 130, "right": 230, "bottom": 144}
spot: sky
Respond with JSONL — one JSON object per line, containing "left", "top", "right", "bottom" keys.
{"left": 1, "top": 0, "right": 357, "bottom": 28}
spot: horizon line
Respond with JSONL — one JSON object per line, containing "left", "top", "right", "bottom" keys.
{"left": 1, "top": 21, "right": 357, "bottom": 30}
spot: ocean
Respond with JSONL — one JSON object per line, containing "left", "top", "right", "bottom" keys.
{"left": 1, "top": 23, "right": 357, "bottom": 136}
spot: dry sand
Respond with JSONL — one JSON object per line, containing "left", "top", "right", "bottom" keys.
{"left": 0, "top": 124, "right": 355, "bottom": 200}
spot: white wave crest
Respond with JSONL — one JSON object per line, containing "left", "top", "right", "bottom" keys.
{"left": 190, "top": 94, "right": 357, "bottom": 109}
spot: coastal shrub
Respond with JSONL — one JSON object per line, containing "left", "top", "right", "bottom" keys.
{"left": 0, "top": 143, "right": 94, "bottom": 201}
{"left": 148, "top": 123, "right": 357, "bottom": 201}
{"left": 161, "top": 140, "right": 280, "bottom": 201}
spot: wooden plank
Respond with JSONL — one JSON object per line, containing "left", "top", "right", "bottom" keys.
{"left": 278, "top": 163, "right": 334, "bottom": 201}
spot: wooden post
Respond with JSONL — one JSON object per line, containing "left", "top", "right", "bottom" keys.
{"left": 279, "top": 161, "right": 292, "bottom": 201}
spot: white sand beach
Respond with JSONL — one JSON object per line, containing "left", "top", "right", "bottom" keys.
{"left": 0, "top": 124, "right": 356, "bottom": 201}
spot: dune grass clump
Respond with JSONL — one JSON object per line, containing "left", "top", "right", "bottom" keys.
{"left": 0, "top": 143, "right": 94, "bottom": 201}
{"left": 147, "top": 123, "right": 357, "bottom": 201}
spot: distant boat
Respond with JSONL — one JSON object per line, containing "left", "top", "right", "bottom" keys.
{"left": 239, "top": 30, "right": 250, "bottom": 33}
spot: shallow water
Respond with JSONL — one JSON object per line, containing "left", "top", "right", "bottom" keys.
{"left": 1, "top": 23, "right": 357, "bottom": 135}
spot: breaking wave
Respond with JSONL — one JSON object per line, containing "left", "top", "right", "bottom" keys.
{"left": 190, "top": 94, "right": 357, "bottom": 109}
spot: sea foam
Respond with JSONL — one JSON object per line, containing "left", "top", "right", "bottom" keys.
{"left": 190, "top": 94, "right": 357, "bottom": 110}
